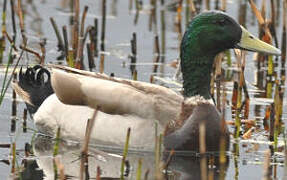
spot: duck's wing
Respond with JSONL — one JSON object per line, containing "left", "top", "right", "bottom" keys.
{"left": 49, "top": 65, "right": 183, "bottom": 123}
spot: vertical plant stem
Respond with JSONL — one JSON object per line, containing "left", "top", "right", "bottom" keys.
{"left": 221, "top": 0, "right": 226, "bottom": 11}
{"left": 262, "top": 150, "right": 271, "bottom": 180}
{"left": 120, "top": 128, "right": 131, "bottom": 180}
{"left": 200, "top": 123, "right": 207, "bottom": 180}
{"left": 2, "top": 0, "right": 7, "bottom": 35}
{"left": 93, "top": 18, "right": 98, "bottom": 57}
{"left": 23, "top": 108, "right": 27, "bottom": 133}
{"left": 100, "top": 0, "right": 106, "bottom": 73}
{"left": 281, "top": 0, "right": 287, "bottom": 66}
{"left": 72, "top": 0, "right": 79, "bottom": 58}
{"left": 205, "top": 0, "right": 210, "bottom": 10}
{"left": 11, "top": 72, "right": 17, "bottom": 133}
{"left": 17, "top": 0, "right": 27, "bottom": 44}
{"left": 130, "top": 32, "right": 137, "bottom": 75}
{"left": 87, "top": 43, "right": 95, "bottom": 71}
{"left": 11, "top": 142, "right": 16, "bottom": 174}
{"left": 50, "top": 17, "right": 64, "bottom": 51}
{"left": 75, "top": 6, "right": 89, "bottom": 69}
{"left": 136, "top": 158, "right": 142, "bottom": 180}
{"left": 53, "top": 127, "right": 61, "bottom": 180}
{"left": 62, "top": 26, "right": 69, "bottom": 61}
{"left": 10, "top": 0, "right": 17, "bottom": 42}
{"left": 152, "top": 35, "right": 160, "bottom": 73}
{"left": 160, "top": 0, "right": 166, "bottom": 74}
{"left": 80, "top": 109, "right": 99, "bottom": 180}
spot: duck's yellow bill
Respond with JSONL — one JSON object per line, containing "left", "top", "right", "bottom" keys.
{"left": 236, "top": 26, "right": 281, "bottom": 56}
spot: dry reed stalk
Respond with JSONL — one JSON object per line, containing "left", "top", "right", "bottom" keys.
{"left": 215, "top": 53, "right": 223, "bottom": 111}
{"left": 205, "top": 0, "right": 210, "bottom": 10}
{"left": 50, "top": 17, "right": 64, "bottom": 52}
{"left": 262, "top": 150, "right": 271, "bottom": 180}
{"left": 23, "top": 108, "right": 27, "bottom": 133}
{"left": 284, "top": 149, "right": 287, "bottom": 179}
{"left": 269, "top": 103, "right": 275, "bottom": 142}
{"left": 24, "top": 143, "right": 30, "bottom": 157}
{"left": 199, "top": 123, "right": 207, "bottom": 180}
{"left": 129, "top": 0, "right": 133, "bottom": 11}
{"left": 80, "top": 108, "right": 99, "bottom": 180}
{"left": 39, "top": 39, "right": 46, "bottom": 64}
{"left": 93, "top": 18, "right": 98, "bottom": 57}
{"left": 242, "top": 127, "right": 255, "bottom": 139}
{"left": 0, "top": 144, "right": 10, "bottom": 148}
{"left": 87, "top": 43, "right": 95, "bottom": 71}
{"left": 19, "top": 45, "right": 42, "bottom": 62}
{"left": 144, "top": 169, "right": 150, "bottom": 180}
{"left": 1, "top": 0, "right": 7, "bottom": 36}
{"left": 162, "top": 150, "right": 175, "bottom": 170}
{"left": 4, "top": 33, "right": 17, "bottom": 51}
{"left": 149, "top": 0, "right": 157, "bottom": 31}
{"left": 99, "top": 0, "right": 106, "bottom": 73}
{"left": 238, "top": 0, "right": 247, "bottom": 27}
{"left": 17, "top": 0, "right": 27, "bottom": 44}
{"left": 153, "top": 35, "right": 160, "bottom": 73}
{"left": 11, "top": 72, "right": 17, "bottom": 133}
{"left": 176, "top": 0, "right": 183, "bottom": 41}
{"left": 133, "top": 70, "right": 138, "bottom": 80}
{"left": 54, "top": 156, "right": 65, "bottom": 180}
{"left": 75, "top": 6, "right": 89, "bottom": 69}
{"left": 273, "top": 81, "right": 281, "bottom": 152}
{"left": 160, "top": 0, "right": 166, "bottom": 71}
{"left": 96, "top": 166, "right": 101, "bottom": 180}
{"left": 67, "top": 49, "right": 75, "bottom": 67}
{"left": 10, "top": 0, "right": 17, "bottom": 42}
{"left": 154, "top": 134, "right": 163, "bottom": 180}
{"left": 281, "top": 0, "right": 287, "bottom": 65}
{"left": 62, "top": 26, "right": 69, "bottom": 60}
{"left": 0, "top": 37, "right": 5, "bottom": 63}
{"left": 226, "top": 119, "right": 255, "bottom": 126}
{"left": 249, "top": 0, "right": 272, "bottom": 39}
{"left": 233, "top": 50, "right": 246, "bottom": 138}
{"left": 221, "top": 0, "right": 226, "bottom": 11}
{"left": 219, "top": 85, "right": 226, "bottom": 180}
{"left": 11, "top": 142, "right": 16, "bottom": 174}
{"left": 72, "top": 0, "right": 79, "bottom": 57}
{"left": 130, "top": 32, "right": 137, "bottom": 75}
{"left": 263, "top": 106, "right": 271, "bottom": 131}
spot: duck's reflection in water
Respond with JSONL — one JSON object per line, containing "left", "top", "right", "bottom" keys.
{"left": 31, "top": 135, "right": 229, "bottom": 180}
{"left": 163, "top": 151, "right": 229, "bottom": 180}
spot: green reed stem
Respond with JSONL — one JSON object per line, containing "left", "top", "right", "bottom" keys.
{"left": 274, "top": 82, "right": 280, "bottom": 152}
{"left": 225, "top": 50, "right": 231, "bottom": 66}
{"left": 120, "top": 127, "right": 131, "bottom": 180}
{"left": 267, "top": 55, "right": 273, "bottom": 76}
{"left": 11, "top": 142, "right": 16, "bottom": 174}
{"left": 136, "top": 158, "right": 142, "bottom": 180}
{"left": 53, "top": 127, "right": 61, "bottom": 180}
{"left": 2, "top": 0, "right": 7, "bottom": 35}
{"left": 53, "top": 127, "right": 61, "bottom": 156}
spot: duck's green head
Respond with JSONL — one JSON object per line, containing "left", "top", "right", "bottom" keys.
{"left": 181, "top": 11, "right": 281, "bottom": 98}
{"left": 181, "top": 11, "right": 280, "bottom": 58}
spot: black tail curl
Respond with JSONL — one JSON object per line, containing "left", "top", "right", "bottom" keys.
{"left": 18, "top": 65, "right": 54, "bottom": 114}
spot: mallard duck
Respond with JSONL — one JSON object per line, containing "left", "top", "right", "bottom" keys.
{"left": 13, "top": 11, "right": 280, "bottom": 151}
